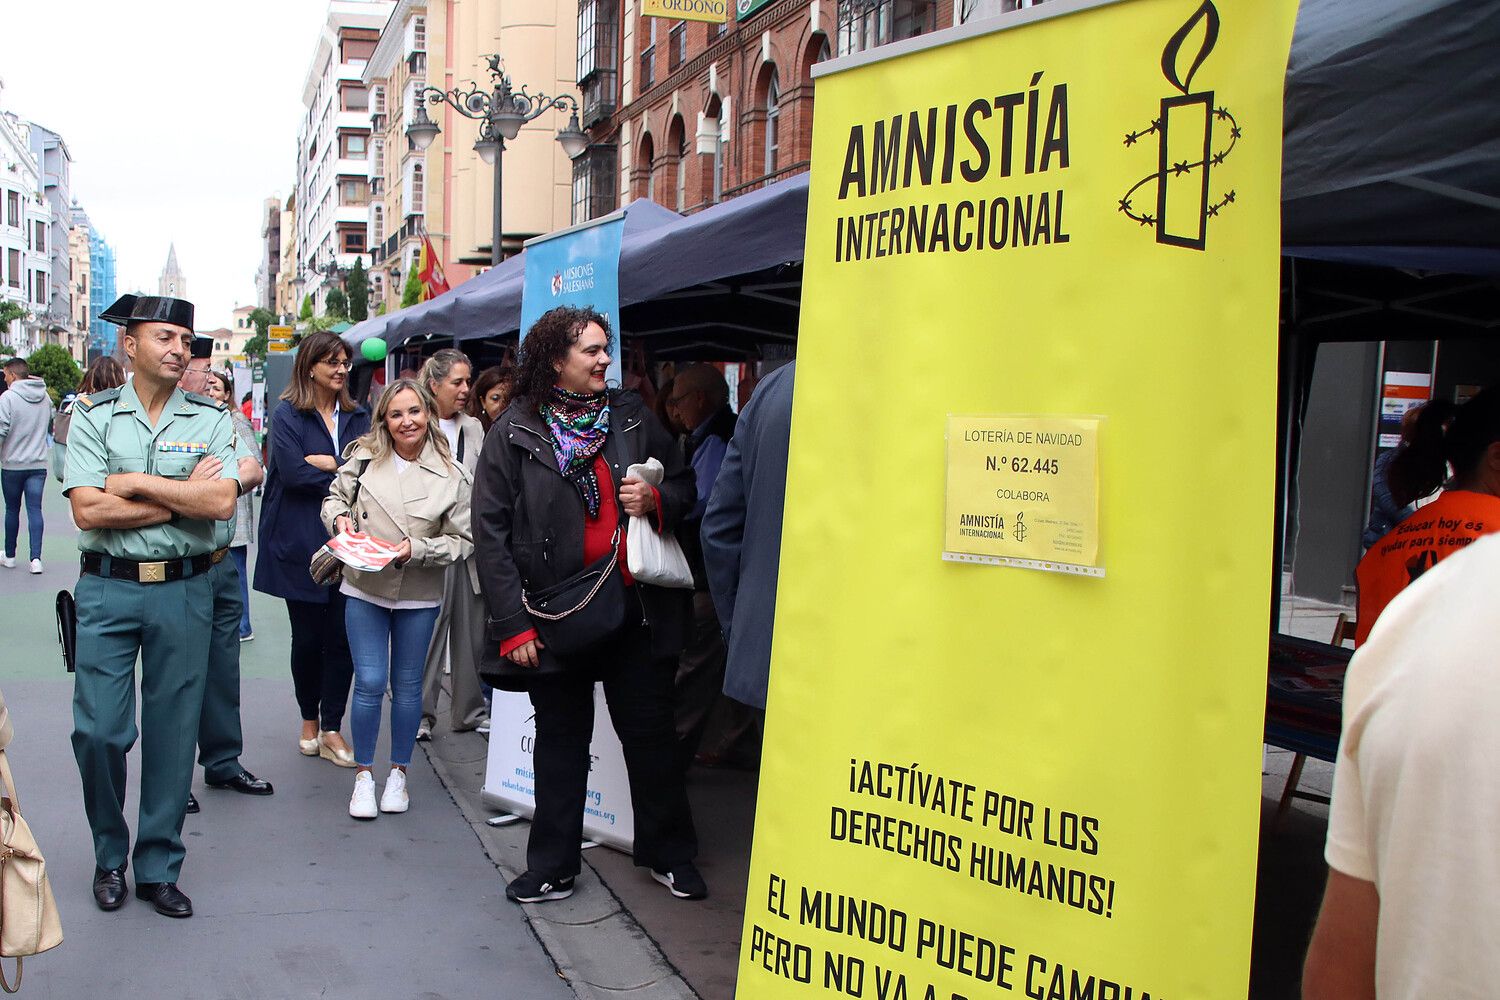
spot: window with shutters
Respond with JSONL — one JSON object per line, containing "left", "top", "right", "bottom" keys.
{"left": 571, "top": 145, "right": 619, "bottom": 224}
{"left": 577, "top": 0, "right": 618, "bottom": 126}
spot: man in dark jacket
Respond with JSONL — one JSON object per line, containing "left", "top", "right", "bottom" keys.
{"left": 700, "top": 362, "right": 794, "bottom": 712}
{"left": 665, "top": 364, "right": 756, "bottom": 768}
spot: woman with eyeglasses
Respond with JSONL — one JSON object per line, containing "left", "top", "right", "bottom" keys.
{"left": 254, "top": 331, "right": 371, "bottom": 767}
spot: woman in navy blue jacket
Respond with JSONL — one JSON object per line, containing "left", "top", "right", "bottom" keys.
{"left": 254, "top": 331, "right": 371, "bottom": 766}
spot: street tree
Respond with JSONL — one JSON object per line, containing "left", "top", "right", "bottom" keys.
{"left": 401, "top": 267, "right": 423, "bottom": 308}
{"left": 300, "top": 295, "right": 314, "bottom": 321}
{"left": 0, "top": 301, "right": 27, "bottom": 337}
{"left": 346, "top": 260, "right": 369, "bottom": 322}
{"left": 325, "top": 287, "right": 349, "bottom": 320}
{"left": 247, "top": 307, "right": 275, "bottom": 338}
{"left": 26, "top": 344, "right": 82, "bottom": 404}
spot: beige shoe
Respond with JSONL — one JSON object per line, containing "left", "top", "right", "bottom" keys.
{"left": 299, "top": 734, "right": 320, "bottom": 756}
{"left": 319, "top": 732, "right": 357, "bottom": 768}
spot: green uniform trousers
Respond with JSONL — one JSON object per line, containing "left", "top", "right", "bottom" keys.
{"left": 197, "top": 556, "right": 245, "bottom": 782}
{"left": 71, "top": 570, "right": 212, "bottom": 883}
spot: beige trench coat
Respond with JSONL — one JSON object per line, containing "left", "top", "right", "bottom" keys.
{"left": 320, "top": 439, "right": 473, "bottom": 604}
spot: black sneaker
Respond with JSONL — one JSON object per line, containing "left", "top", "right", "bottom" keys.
{"left": 506, "top": 871, "right": 575, "bottom": 903}
{"left": 652, "top": 863, "right": 708, "bottom": 900}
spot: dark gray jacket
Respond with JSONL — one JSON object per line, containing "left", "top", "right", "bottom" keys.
{"left": 700, "top": 363, "right": 794, "bottom": 709}
{"left": 472, "top": 389, "right": 694, "bottom": 686}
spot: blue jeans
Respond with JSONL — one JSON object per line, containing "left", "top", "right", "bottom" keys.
{"left": 230, "top": 546, "right": 253, "bottom": 637}
{"left": 1, "top": 468, "right": 45, "bottom": 561}
{"left": 345, "top": 596, "right": 440, "bottom": 769}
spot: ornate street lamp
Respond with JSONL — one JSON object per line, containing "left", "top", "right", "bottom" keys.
{"left": 407, "top": 55, "right": 587, "bottom": 266}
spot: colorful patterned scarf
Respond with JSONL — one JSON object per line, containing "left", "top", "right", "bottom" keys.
{"left": 540, "top": 387, "right": 611, "bottom": 516}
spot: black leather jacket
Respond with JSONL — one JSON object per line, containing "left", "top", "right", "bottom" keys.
{"left": 471, "top": 390, "right": 695, "bottom": 683}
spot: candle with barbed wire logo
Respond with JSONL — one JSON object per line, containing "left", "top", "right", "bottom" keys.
{"left": 1119, "top": 0, "right": 1242, "bottom": 250}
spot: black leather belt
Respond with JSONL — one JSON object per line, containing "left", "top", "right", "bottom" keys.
{"left": 80, "top": 548, "right": 229, "bottom": 584}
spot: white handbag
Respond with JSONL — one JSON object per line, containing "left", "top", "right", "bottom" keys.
{"left": 624, "top": 459, "right": 695, "bottom": 589}
{"left": 0, "top": 688, "right": 63, "bottom": 993}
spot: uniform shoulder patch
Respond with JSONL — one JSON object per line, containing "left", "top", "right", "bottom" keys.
{"left": 74, "top": 388, "right": 121, "bottom": 411}
{"left": 184, "top": 391, "right": 227, "bottom": 410}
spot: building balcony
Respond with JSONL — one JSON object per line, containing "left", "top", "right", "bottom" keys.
{"left": 334, "top": 204, "right": 370, "bottom": 225}
{"left": 335, "top": 157, "right": 371, "bottom": 178}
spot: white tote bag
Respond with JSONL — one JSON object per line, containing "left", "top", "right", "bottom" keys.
{"left": 624, "top": 459, "right": 695, "bottom": 589}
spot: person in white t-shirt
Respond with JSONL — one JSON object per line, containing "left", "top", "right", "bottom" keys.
{"left": 1303, "top": 531, "right": 1500, "bottom": 999}
{"left": 417, "top": 349, "right": 489, "bottom": 738}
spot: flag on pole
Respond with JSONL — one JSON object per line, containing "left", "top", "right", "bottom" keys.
{"left": 417, "top": 235, "right": 450, "bottom": 301}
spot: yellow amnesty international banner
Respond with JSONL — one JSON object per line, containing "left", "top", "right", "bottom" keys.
{"left": 944, "top": 415, "right": 1102, "bottom": 573}
{"left": 739, "top": 1, "right": 1296, "bottom": 999}
{"left": 641, "top": 0, "right": 729, "bottom": 24}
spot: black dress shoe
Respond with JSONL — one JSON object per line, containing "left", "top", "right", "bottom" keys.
{"left": 205, "top": 769, "right": 274, "bottom": 795}
{"left": 186, "top": 792, "right": 200, "bottom": 813}
{"left": 135, "top": 881, "right": 193, "bottom": 918}
{"left": 92, "top": 866, "right": 128, "bottom": 911}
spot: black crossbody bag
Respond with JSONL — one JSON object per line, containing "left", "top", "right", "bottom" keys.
{"left": 520, "top": 524, "right": 628, "bottom": 658}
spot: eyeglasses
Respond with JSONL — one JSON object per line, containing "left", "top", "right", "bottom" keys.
{"left": 666, "top": 390, "right": 699, "bottom": 406}
{"left": 321, "top": 359, "right": 354, "bottom": 371}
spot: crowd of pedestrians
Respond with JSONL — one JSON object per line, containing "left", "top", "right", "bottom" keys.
{"left": 49, "top": 294, "right": 790, "bottom": 920}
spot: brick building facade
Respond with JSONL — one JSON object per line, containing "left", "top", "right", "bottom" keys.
{"left": 574, "top": 0, "right": 957, "bottom": 223}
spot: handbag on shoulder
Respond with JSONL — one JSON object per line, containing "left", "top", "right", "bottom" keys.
{"left": 309, "top": 459, "right": 371, "bottom": 587}
{"left": 0, "top": 687, "right": 63, "bottom": 993}
{"left": 520, "top": 527, "right": 629, "bottom": 659}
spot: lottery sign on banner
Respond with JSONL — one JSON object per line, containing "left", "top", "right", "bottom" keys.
{"left": 944, "top": 415, "right": 1103, "bottom": 575}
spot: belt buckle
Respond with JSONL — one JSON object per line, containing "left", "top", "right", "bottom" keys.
{"left": 211, "top": 548, "right": 228, "bottom": 565}
{"left": 138, "top": 561, "right": 167, "bottom": 584}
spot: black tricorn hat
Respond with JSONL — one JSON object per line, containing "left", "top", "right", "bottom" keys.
{"left": 100, "top": 294, "right": 195, "bottom": 331}
{"left": 190, "top": 336, "right": 214, "bottom": 360}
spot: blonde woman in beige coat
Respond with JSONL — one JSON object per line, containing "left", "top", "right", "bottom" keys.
{"left": 321, "top": 379, "right": 472, "bottom": 819}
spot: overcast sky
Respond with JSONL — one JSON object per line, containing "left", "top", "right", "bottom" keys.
{"left": 5, "top": 0, "right": 335, "bottom": 329}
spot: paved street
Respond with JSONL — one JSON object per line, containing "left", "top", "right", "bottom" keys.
{"left": 0, "top": 485, "right": 574, "bottom": 999}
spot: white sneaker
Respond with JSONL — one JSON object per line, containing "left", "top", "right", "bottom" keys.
{"left": 0, "top": 557, "right": 13, "bottom": 569}
{"left": 476, "top": 718, "right": 491, "bottom": 736}
{"left": 349, "top": 771, "right": 378, "bottom": 819}
{"left": 29, "top": 559, "right": 41, "bottom": 575}
{"left": 379, "top": 768, "right": 409, "bottom": 813}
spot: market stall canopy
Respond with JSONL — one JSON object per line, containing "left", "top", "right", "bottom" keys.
{"left": 341, "top": 313, "right": 392, "bottom": 350}
{"left": 613, "top": 173, "right": 808, "bottom": 359}
{"left": 384, "top": 199, "right": 683, "bottom": 349}
{"left": 1283, "top": 0, "right": 1500, "bottom": 273}
{"left": 381, "top": 175, "right": 809, "bottom": 355}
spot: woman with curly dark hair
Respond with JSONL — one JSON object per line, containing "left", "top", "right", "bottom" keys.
{"left": 471, "top": 305, "right": 706, "bottom": 904}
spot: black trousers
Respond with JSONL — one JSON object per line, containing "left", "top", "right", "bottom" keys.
{"left": 527, "top": 623, "right": 698, "bottom": 879}
{"left": 285, "top": 592, "right": 355, "bottom": 731}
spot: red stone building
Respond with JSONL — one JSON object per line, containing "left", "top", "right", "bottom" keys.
{"left": 572, "top": 0, "right": 959, "bottom": 223}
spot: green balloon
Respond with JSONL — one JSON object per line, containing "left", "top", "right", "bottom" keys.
{"left": 361, "top": 338, "right": 388, "bottom": 363}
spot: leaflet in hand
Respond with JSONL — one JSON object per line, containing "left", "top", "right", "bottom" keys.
{"left": 324, "top": 531, "right": 402, "bottom": 572}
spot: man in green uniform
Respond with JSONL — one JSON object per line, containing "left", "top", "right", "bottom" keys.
{"left": 180, "top": 339, "right": 271, "bottom": 813}
{"left": 65, "top": 294, "right": 241, "bottom": 919}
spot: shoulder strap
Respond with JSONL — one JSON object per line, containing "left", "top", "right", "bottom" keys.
{"left": 457, "top": 427, "right": 466, "bottom": 464}
{"left": 348, "top": 458, "right": 372, "bottom": 510}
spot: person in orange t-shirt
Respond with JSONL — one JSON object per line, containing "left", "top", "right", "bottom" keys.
{"left": 1356, "top": 387, "right": 1500, "bottom": 646}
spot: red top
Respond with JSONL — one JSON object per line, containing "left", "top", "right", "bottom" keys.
{"left": 500, "top": 454, "right": 663, "bottom": 656}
